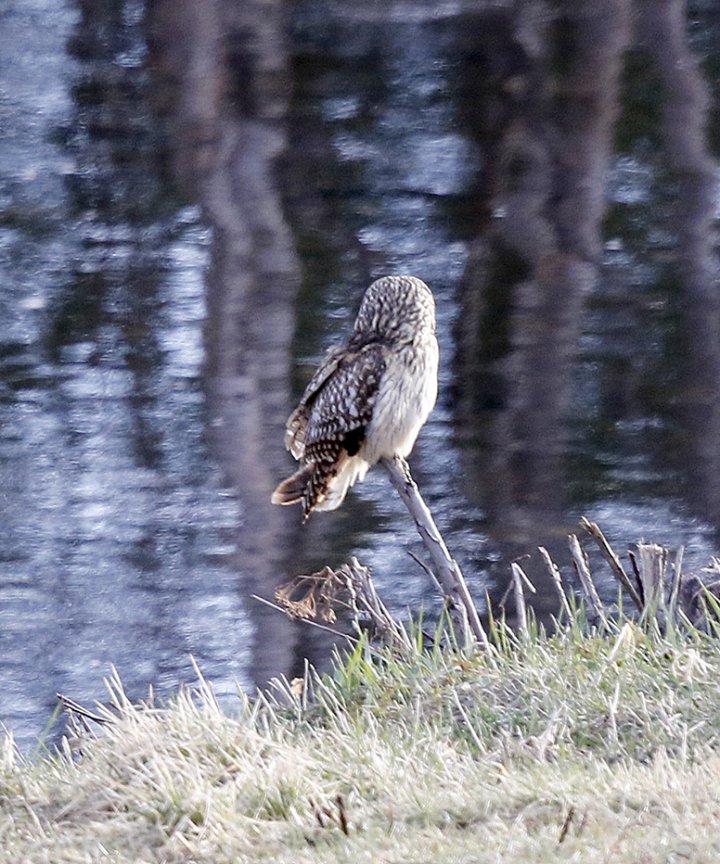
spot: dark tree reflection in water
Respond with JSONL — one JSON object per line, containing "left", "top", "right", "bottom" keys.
{"left": 146, "top": 0, "right": 343, "bottom": 688}
{"left": 0, "top": 0, "right": 718, "bottom": 747}
{"left": 453, "top": 1, "right": 720, "bottom": 606}
{"left": 453, "top": 3, "right": 633, "bottom": 604}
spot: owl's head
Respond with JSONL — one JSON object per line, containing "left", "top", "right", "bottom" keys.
{"left": 353, "top": 276, "right": 436, "bottom": 345}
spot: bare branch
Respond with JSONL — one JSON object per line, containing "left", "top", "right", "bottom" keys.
{"left": 381, "top": 455, "right": 488, "bottom": 648}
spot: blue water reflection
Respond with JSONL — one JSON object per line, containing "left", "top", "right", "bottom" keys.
{"left": 1, "top": 0, "right": 719, "bottom": 749}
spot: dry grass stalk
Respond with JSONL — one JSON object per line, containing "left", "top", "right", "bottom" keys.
{"left": 269, "top": 513, "right": 720, "bottom": 660}
{"left": 511, "top": 563, "right": 528, "bottom": 636}
{"left": 580, "top": 518, "right": 643, "bottom": 610}
{"left": 635, "top": 543, "right": 670, "bottom": 625}
{"left": 568, "top": 534, "right": 609, "bottom": 629}
{"left": 511, "top": 562, "right": 537, "bottom": 636}
{"left": 667, "top": 546, "right": 684, "bottom": 621}
{"left": 539, "top": 545, "right": 573, "bottom": 621}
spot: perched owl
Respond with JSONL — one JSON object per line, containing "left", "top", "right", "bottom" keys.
{"left": 272, "top": 275, "right": 439, "bottom": 517}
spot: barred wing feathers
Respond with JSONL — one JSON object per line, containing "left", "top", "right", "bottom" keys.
{"left": 283, "top": 345, "right": 345, "bottom": 460}
{"left": 273, "top": 343, "right": 386, "bottom": 515}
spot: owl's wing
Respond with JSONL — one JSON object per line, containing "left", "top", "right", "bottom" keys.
{"left": 284, "top": 346, "right": 345, "bottom": 459}
{"left": 285, "top": 342, "right": 385, "bottom": 461}
{"left": 304, "top": 342, "right": 385, "bottom": 456}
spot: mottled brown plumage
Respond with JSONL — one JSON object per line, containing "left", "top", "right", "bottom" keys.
{"left": 272, "top": 276, "right": 438, "bottom": 517}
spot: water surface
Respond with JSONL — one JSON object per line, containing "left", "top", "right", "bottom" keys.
{"left": 1, "top": 0, "right": 719, "bottom": 748}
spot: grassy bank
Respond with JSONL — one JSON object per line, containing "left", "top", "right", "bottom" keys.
{"left": 3, "top": 618, "right": 720, "bottom": 863}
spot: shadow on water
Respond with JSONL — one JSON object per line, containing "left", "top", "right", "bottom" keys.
{"left": 0, "top": 0, "right": 718, "bottom": 747}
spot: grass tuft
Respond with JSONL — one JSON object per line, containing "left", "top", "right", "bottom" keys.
{"left": 3, "top": 611, "right": 720, "bottom": 861}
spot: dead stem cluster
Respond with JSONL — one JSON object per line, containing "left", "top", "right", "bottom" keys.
{"left": 274, "top": 517, "right": 720, "bottom": 645}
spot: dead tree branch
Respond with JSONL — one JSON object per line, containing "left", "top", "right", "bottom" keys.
{"left": 381, "top": 454, "right": 489, "bottom": 648}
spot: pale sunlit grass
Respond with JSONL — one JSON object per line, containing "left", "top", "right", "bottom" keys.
{"left": 3, "top": 618, "right": 720, "bottom": 862}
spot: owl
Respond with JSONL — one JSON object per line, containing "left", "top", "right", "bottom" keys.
{"left": 272, "top": 275, "right": 439, "bottom": 518}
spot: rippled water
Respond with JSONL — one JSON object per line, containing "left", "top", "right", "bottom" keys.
{"left": 1, "top": 0, "right": 719, "bottom": 748}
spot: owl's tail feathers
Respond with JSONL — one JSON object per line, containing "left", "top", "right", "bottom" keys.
{"left": 271, "top": 460, "right": 336, "bottom": 519}
{"left": 271, "top": 463, "right": 316, "bottom": 507}
{"left": 272, "top": 455, "right": 369, "bottom": 518}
